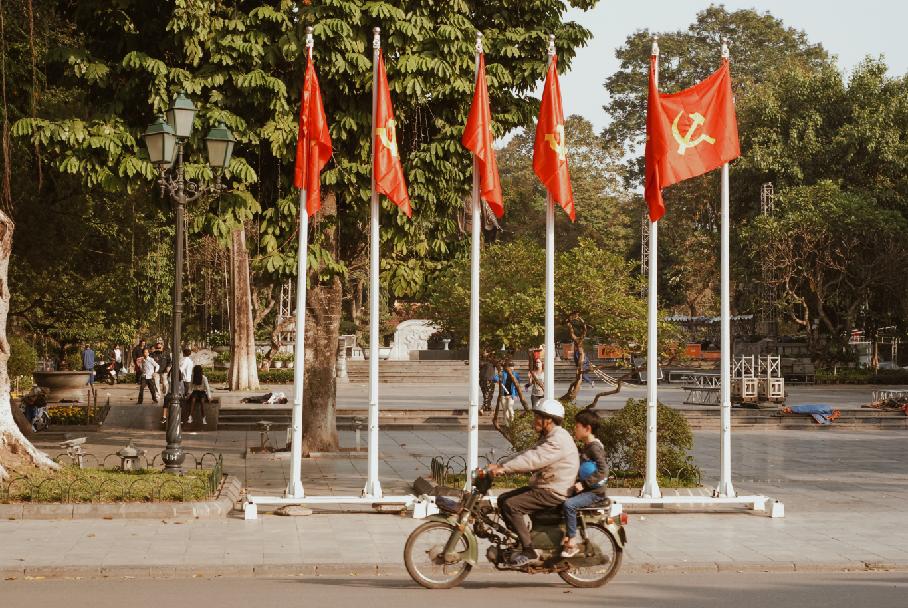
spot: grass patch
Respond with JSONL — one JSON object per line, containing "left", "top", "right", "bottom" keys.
{"left": 1, "top": 467, "right": 217, "bottom": 503}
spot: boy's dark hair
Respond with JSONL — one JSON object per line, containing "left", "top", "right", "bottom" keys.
{"left": 574, "top": 409, "right": 600, "bottom": 433}
{"left": 182, "top": 348, "right": 191, "bottom": 357}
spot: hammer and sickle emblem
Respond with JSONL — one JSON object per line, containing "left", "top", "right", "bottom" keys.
{"left": 544, "top": 124, "right": 566, "bottom": 161}
{"left": 376, "top": 119, "right": 398, "bottom": 157}
{"left": 671, "top": 111, "right": 715, "bottom": 155}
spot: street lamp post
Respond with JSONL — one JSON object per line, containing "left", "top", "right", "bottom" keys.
{"left": 143, "top": 94, "right": 234, "bottom": 472}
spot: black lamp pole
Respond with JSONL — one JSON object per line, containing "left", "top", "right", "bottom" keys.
{"left": 144, "top": 96, "right": 234, "bottom": 473}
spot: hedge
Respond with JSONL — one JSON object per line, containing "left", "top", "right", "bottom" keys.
{"left": 202, "top": 368, "right": 295, "bottom": 385}
{"left": 816, "top": 368, "right": 908, "bottom": 385}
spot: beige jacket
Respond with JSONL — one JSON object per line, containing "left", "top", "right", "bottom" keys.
{"left": 499, "top": 425, "right": 579, "bottom": 499}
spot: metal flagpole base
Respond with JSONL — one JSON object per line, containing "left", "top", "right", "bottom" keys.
{"left": 362, "top": 479, "right": 383, "bottom": 499}
{"left": 714, "top": 480, "right": 736, "bottom": 498}
{"left": 286, "top": 480, "right": 305, "bottom": 499}
{"left": 640, "top": 477, "right": 662, "bottom": 499}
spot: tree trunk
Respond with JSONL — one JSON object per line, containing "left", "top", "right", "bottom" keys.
{"left": 301, "top": 193, "right": 340, "bottom": 454}
{"left": 228, "top": 226, "right": 259, "bottom": 391}
{"left": 0, "top": 211, "right": 56, "bottom": 479}
{"left": 561, "top": 317, "right": 587, "bottom": 402}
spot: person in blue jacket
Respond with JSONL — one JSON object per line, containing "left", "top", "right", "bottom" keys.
{"left": 493, "top": 367, "right": 521, "bottom": 422}
{"left": 81, "top": 343, "right": 95, "bottom": 385}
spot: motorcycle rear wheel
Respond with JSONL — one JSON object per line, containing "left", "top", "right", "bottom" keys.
{"left": 558, "top": 524, "right": 622, "bottom": 588}
{"left": 404, "top": 520, "right": 473, "bottom": 589}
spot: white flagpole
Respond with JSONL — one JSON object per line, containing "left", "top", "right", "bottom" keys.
{"left": 543, "top": 35, "right": 556, "bottom": 404}
{"left": 641, "top": 36, "right": 662, "bottom": 499}
{"left": 466, "top": 32, "right": 483, "bottom": 488}
{"left": 286, "top": 27, "right": 315, "bottom": 499}
{"left": 364, "top": 26, "right": 383, "bottom": 498}
{"left": 717, "top": 37, "right": 736, "bottom": 498}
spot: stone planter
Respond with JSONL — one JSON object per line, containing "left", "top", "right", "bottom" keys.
{"left": 362, "top": 347, "right": 392, "bottom": 360}
{"left": 273, "top": 360, "right": 284, "bottom": 369}
{"left": 32, "top": 371, "right": 92, "bottom": 402}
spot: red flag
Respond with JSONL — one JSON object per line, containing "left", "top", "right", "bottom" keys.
{"left": 373, "top": 51, "right": 411, "bottom": 217}
{"left": 645, "top": 57, "right": 740, "bottom": 221}
{"left": 462, "top": 53, "right": 503, "bottom": 218}
{"left": 293, "top": 49, "right": 333, "bottom": 216}
{"left": 533, "top": 55, "right": 575, "bottom": 221}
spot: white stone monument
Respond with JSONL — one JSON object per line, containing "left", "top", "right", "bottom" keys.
{"left": 389, "top": 319, "right": 438, "bottom": 361}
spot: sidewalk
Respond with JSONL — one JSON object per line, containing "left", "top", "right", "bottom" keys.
{"left": 5, "top": 427, "right": 908, "bottom": 578}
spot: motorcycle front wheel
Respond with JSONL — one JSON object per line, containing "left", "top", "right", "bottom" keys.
{"left": 558, "top": 524, "right": 622, "bottom": 588}
{"left": 404, "top": 520, "right": 473, "bottom": 589}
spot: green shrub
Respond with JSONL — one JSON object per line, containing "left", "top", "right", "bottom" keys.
{"left": 8, "top": 336, "right": 38, "bottom": 378}
{"left": 202, "top": 368, "right": 295, "bottom": 385}
{"left": 506, "top": 401, "right": 580, "bottom": 452}
{"left": 816, "top": 368, "right": 908, "bottom": 384}
{"left": 599, "top": 399, "right": 700, "bottom": 484}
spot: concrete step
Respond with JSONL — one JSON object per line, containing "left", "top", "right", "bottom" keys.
{"left": 217, "top": 404, "right": 907, "bottom": 430}
{"left": 342, "top": 360, "right": 617, "bottom": 383}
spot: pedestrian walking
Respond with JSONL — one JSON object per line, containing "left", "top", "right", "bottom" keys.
{"left": 150, "top": 341, "right": 171, "bottom": 398}
{"left": 131, "top": 339, "right": 146, "bottom": 384}
{"left": 81, "top": 343, "right": 95, "bottom": 385}
{"left": 494, "top": 367, "right": 521, "bottom": 423}
{"left": 573, "top": 347, "right": 595, "bottom": 388}
{"left": 479, "top": 356, "right": 496, "bottom": 413}
{"left": 179, "top": 347, "right": 194, "bottom": 397}
{"left": 527, "top": 359, "right": 545, "bottom": 408}
{"left": 137, "top": 348, "right": 159, "bottom": 405}
{"left": 112, "top": 344, "right": 123, "bottom": 377}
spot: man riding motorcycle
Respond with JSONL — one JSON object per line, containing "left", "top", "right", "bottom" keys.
{"left": 487, "top": 399, "right": 579, "bottom": 567}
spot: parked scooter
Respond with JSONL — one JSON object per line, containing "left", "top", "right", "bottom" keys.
{"left": 20, "top": 387, "right": 49, "bottom": 432}
{"left": 404, "top": 468, "right": 626, "bottom": 589}
{"left": 93, "top": 361, "right": 117, "bottom": 385}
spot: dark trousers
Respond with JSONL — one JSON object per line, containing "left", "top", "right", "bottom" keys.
{"left": 480, "top": 379, "right": 495, "bottom": 410}
{"left": 138, "top": 378, "right": 158, "bottom": 403}
{"left": 498, "top": 486, "right": 563, "bottom": 550}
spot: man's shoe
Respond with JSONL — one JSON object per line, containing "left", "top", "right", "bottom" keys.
{"left": 509, "top": 548, "right": 538, "bottom": 567}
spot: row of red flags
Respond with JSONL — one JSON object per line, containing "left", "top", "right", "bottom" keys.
{"left": 294, "top": 45, "right": 741, "bottom": 223}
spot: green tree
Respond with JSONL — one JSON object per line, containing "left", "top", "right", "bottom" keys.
{"left": 425, "top": 238, "right": 653, "bottom": 400}
{"left": 5, "top": 1, "right": 602, "bottom": 457}
{"left": 603, "top": 6, "right": 831, "bottom": 319}
{"left": 745, "top": 182, "right": 908, "bottom": 355}
{"left": 496, "top": 115, "right": 635, "bottom": 255}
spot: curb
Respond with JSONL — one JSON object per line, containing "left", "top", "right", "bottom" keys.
{"left": 3, "top": 560, "right": 906, "bottom": 581}
{"left": 0, "top": 476, "right": 242, "bottom": 521}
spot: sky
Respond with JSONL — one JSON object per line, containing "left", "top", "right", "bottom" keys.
{"left": 558, "top": 0, "right": 908, "bottom": 131}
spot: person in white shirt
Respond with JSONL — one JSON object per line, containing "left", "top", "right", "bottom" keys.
{"left": 137, "top": 348, "right": 159, "bottom": 404}
{"left": 179, "top": 348, "right": 194, "bottom": 396}
{"left": 186, "top": 365, "right": 212, "bottom": 425}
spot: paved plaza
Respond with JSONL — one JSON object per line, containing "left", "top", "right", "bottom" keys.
{"left": 94, "top": 379, "right": 892, "bottom": 411}
{"left": 4, "top": 407, "right": 908, "bottom": 577}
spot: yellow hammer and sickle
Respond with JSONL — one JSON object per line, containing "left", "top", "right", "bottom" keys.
{"left": 376, "top": 119, "right": 398, "bottom": 157}
{"left": 544, "top": 124, "right": 566, "bottom": 161}
{"left": 671, "top": 111, "right": 715, "bottom": 155}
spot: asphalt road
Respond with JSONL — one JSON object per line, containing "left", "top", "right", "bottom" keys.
{"left": 4, "top": 572, "right": 906, "bottom": 608}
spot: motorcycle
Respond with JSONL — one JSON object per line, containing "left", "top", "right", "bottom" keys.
{"left": 404, "top": 468, "right": 627, "bottom": 589}
{"left": 93, "top": 361, "right": 118, "bottom": 385}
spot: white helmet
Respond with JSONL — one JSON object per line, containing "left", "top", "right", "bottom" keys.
{"left": 534, "top": 398, "right": 565, "bottom": 420}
